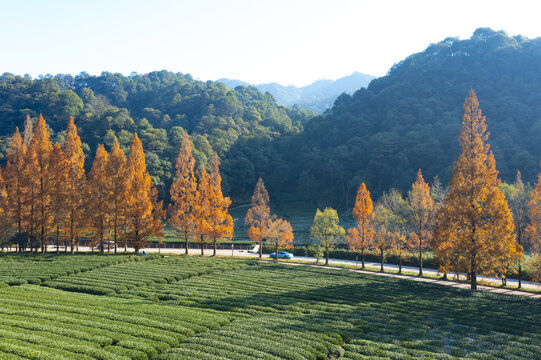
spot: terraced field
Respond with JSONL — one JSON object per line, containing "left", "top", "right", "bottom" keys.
{"left": 0, "top": 254, "right": 539, "bottom": 359}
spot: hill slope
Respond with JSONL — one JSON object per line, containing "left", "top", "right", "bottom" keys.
{"left": 218, "top": 72, "right": 375, "bottom": 113}
{"left": 290, "top": 28, "right": 541, "bottom": 205}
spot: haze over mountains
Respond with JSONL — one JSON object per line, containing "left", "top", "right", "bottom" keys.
{"left": 217, "top": 72, "right": 375, "bottom": 113}
{"left": 1, "top": 28, "right": 540, "bottom": 206}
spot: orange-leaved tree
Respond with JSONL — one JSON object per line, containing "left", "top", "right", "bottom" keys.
{"left": 346, "top": 183, "right": 375, "bottom": 269}
{"left": 106, "top": 139, "right": 128, "bottom": 253}
{"left": 408, "top": 169, "right": 433, "bottom": 276}
{"left": 207, "top": 153, "right": 233, "bottom": 256}
{"left": 27, "top": 115, "right": 52, "bottom": 253}
{"left": 169, "top": 133, "right": 198, "bottom": 254}
{"left": 526, "top": 164, "right": 541, "bottom": 279}
{"left": 125, "top": 134, "right": 163, "bottom": 254}
{"left": 49, "top": 144, "right": 68, "bottom": 254}
{"left": 245, "top": 177, "right": 271, "bottom": 258}
{"left": 267, "top": 216, "right": 294, "bottom": 262}
{"left": 88, "top": 145, "right": 110, "bottom": 254}
{"left": 4, "top": 128, "right": 26, "bottom": 251}
{"left": 63, "top": 117, "right": 86, "bottom": 254}
{"left": 433, "top": 90, "right": 521, "bottom": 290}
{"left": 373, "top": 224, "right": 395, "bottom": 272}
{"left": 505, "top": 171, "right": 530, "bottom": 288}
{"left": 193, "top": 164, "right": 211, "bottom": 255}
{"left": 0, "top": 167, "right": 10, "bottom": 250}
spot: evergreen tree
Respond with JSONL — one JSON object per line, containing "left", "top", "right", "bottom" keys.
{"left": 433, "top": 91, "right": 521, "bottom": 290}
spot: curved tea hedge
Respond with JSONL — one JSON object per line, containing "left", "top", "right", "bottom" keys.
{"left": 0, "top": 254, "right": 137, "bottom": 285}
{"left": 0, "top": 285, "right": 232, "bottom": 359}
{"left": 0, "top": 255, "right": 539, "bottom": 359}
{"left": 43, "top": 256, "right": 254, "bottom": 296}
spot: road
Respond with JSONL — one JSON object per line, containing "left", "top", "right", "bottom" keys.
{"left": 46, "top": 245, "right": 541, "bottom": 294}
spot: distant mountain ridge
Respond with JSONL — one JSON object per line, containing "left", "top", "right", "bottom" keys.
{"left": 217, "top": 72, "right": 376, "bottom": 113}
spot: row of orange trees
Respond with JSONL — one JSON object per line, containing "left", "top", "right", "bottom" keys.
{"left": 0, "top": 115, "right": 163, "bottom": 254}
{"left": 301, "top": 91, "right": 540, "bottom": 290}
{"left": 170, "top": 134, "right": 293, "bottom": 257}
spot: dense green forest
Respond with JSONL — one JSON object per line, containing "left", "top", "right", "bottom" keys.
{"left": 1, "top": 28, "right": 540, "bottom": 207}
{"left": 0, "top": 71, "right": 314, "bottom": 200}
{"left": 289, "top": 28, "right": 541, "bottom": 205}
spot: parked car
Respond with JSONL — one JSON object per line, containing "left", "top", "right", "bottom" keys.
{"left": 269, "top": 251, "right": 294, "bottom": 259}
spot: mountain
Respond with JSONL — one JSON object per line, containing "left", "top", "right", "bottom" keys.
{"left": 2, "top": 28, "right": 541, "bottom": 207}
{"left": 288, "top": 28, "right": 541, "bottom": 205}
{"left": 217, "top": 72, "right": 375, "bottom": 113}
{"left": 0, "top": 71, "right": 314, "bottom": 200}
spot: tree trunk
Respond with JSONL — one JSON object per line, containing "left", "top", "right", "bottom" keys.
{"left": 361, "top": 250, "right": 365, "bottom": 269}
{"left": 185, "top": 231, "right": 189, "bottom": 255}
{"left": 518, "top": 264, "right": 522, "bottom": 288}
{"left": 275, "top": 242, "right": 278, "bottom": 263}
{"left": 418, "top": 235, "right": 423, "bottom": 276}
{"left": 399, "top": 250, "right": 402, "bottom": 274}
{"left": 259, "top": 239, "right": 262, "bottom": 258}
{"left": 213, "top": 239, "right": 217, "bottom": 256}
{"left": 56, "top": 226, "right": 59, "bottom": 254}
{"left": 325, "top": 246, "right": 329, "bottom": 265}
{"left": 380, "top": 248, "right": 384, "bottom": 272}
{"left": 200, "top": 235, "right": 204, "bottom": 255}
{"left": 518, "top": 231, "right": 522, "bottom": 288}
{"left": 471, "top": 271, "right": 477, "bottom": 290}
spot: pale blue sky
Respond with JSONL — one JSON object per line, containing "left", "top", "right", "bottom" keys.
{"left": 2, "top": 0, "right": 541, "bottom": 86}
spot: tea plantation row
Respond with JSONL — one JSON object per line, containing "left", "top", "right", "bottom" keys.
{"left": 0, "top": 254, "right": 539, "bottom": 359}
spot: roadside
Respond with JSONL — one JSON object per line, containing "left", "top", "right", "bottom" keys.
{"left": 263, "top": 261, "right": 541, "bottom": 299}
{"left": 44, "top": 244, "right": 541, "bottom": 294}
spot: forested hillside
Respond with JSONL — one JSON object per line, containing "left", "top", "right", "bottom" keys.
{"left": 1, "top": 28, "right": 541, "bottom": 207}
{"left": 0, "top": 71, "right": 314, "bottom": 199}
{"left": 219, "top": 72, "right": 375, "bottom": 113}
{"left": 290, "top": 28, "right": 541, "bottom": 205}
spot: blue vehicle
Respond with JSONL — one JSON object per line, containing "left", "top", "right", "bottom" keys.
{"left": 269, "top": 251, "right": 294, "bottom": 259}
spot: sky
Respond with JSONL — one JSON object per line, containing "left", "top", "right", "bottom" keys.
{"left": 2, "top": 0, "right": 541, "bottom": 86}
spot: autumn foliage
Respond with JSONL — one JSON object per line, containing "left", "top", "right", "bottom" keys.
{"left": 245, "top": 178, "right": 271, "bottom": 258}
{"left": 346, "top": 183, "right": 375, "bottom": 268}
{"left": 409, "top": 169, "right": 433, "bottom": 276}
{"left": 433, "top": 91, "right": 521, "bottom": 290}
{"left": 169, "top": 133, "right": 198, "bottom": 254}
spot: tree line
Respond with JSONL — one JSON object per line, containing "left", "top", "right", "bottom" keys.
{"left": 0, "top": 115, "right": 164, "bottom": 254}
{"left": 257, "top": 91, "right": 540, "bottom": 290}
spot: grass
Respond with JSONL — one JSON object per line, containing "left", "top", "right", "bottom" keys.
{"left": 0, "top": 254, "right": 539, "bottom": 359}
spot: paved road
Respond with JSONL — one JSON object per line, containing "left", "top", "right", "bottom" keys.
{"left": 46, "top": 245, "right": 541, "bottom": 294}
